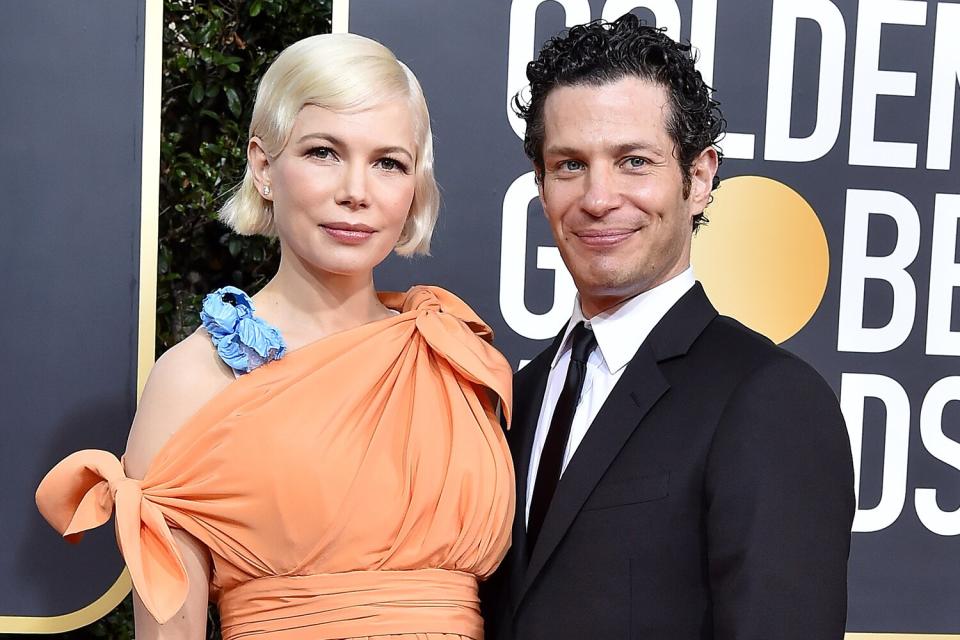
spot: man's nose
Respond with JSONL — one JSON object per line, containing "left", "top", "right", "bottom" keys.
{"left": 580, "top": 167, "right": 622, "bottom": 217}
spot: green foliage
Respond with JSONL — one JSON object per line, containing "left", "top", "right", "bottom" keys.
{"left": 24, "top": 1, "right": 331, "bottom": 638}
{"left": 157, "top": 0, "right": 331, "bottom": 353}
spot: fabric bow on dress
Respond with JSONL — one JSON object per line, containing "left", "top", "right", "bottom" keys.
{"left": 36, "top": 449, "right": 188, "bottom": 623}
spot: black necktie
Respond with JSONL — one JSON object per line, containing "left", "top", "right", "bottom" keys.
{"left": 527, "top": 322, "right": 597, "bottom": 553}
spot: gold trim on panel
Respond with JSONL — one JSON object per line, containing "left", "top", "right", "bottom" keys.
{"left": 0, "top": 572, "right": 132, "bottom": 635}
{"left": 0, "top": 0, "right": 162, "bottom": 632}
{"left": 137, "top": 0, "right": 162, "bottom": 402}
{"left": 333, "top": 0, "right": 350, "bottom": 33}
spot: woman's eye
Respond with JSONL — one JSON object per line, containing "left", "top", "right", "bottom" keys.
{"left": 377, "top": 157, "right": 408, "bottom": 173}
{"left": 308, "top": 146, "right": 335, "bottom": 160}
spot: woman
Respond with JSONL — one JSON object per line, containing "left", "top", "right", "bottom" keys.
{"left": 36, "top": 34, "right": 514, "bottom": 640}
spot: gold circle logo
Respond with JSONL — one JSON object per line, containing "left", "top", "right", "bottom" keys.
{"left": 691, "top": 175, "right": 829, "bottom": 344}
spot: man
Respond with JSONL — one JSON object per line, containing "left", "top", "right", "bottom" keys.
{"left": 485, "top": 15, "right": 855, "bottom": 639}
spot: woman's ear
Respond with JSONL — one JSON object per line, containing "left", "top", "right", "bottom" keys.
{"left": 248, "top": 137, "right": 273, "bottom": 200}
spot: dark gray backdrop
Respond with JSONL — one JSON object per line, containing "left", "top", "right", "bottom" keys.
{"left": 0, "top": 0, "right": 147, "bottom": 625}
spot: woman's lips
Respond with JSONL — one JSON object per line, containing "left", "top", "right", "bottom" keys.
{"left": 320, "top": 223, "right": 375, "bottom": 244}
{"left": 574, "top": 228, "right": 637, "bottom": 247}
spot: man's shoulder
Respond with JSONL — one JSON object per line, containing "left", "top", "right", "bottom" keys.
{"left": 693, "top": 313, "right": 829, "bottom": 390}
{"left": 699, "top": 313, "right": 780, "bottom": 358}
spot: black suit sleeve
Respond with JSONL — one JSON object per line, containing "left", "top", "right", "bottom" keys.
{"left": 704, "top": 355, "right": 855, "bottom": 639}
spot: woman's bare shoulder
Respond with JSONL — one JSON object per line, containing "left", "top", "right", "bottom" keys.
{"left": 124, "top": 329, "right": 234, "bottom": 479}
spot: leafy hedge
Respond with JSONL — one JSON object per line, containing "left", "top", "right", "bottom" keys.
{"left": 29, "top": 1, "right": 332, "bottom": 638}
{"left": 157, "top": 0, "right": 331, "bottom": 352}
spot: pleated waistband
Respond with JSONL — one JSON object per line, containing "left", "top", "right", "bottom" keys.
{"left": 218, "top": 568, "right": 482, "bottom": 640}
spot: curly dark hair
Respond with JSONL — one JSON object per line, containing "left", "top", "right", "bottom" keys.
{"left": 513, "top": 14, "right": 725, "bottom": 230}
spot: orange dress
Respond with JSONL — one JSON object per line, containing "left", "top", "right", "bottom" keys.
{"left": 36, "top": 286, "right": 514, "bottom": 640}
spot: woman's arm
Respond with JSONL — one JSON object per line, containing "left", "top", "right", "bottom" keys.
{"left": 123, "top": 330, "right": 234, "bottom": 639}
{"left": 131, "top": 528, "right": 211, "bottom": 640}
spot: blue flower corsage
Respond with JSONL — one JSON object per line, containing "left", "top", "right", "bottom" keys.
{"left": 200, "top": 286, "right": 287, "bottom": 375}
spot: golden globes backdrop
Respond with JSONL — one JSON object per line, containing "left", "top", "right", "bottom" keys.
{"left": 341, "top": 0, "right": 960, "bottom": 636}
{"left": 0, "top": 0, "right": 161, "bottom": 633}
{"left": 3, "top": 0, "right": 958, "bottom": 636}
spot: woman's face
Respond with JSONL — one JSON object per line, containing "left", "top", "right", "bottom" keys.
{"left": 255, "top": 99, "right": 418, "bottom": 278}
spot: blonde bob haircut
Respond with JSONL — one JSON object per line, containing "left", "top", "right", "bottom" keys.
{"left": 220, "top": 34, "right": 440, "bottom": 256}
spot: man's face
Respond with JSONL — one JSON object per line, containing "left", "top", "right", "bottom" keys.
{"left": 538, "top": 76, "right": 717, "bottom": 317}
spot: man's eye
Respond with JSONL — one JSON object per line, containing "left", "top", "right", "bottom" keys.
{"left": 625, "top": 157, "right": 647, "bottom": 168}
{"left": 561, "top": 160, "right": 584, "bottom": 171}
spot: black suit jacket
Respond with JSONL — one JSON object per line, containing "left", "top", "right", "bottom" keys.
{"left": 484, "top": 283, "right": 855, "bottom": 640}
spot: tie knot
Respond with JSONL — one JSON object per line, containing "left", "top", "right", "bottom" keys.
{"left": 569, "top": 322, "right": 597, "bottom": 364}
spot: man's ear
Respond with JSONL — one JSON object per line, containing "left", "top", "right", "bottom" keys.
{"left": 248, "top": 137, "right": 273, "bottom": 200}
{"left": 687, "top": 146, "right": 719, "bottom": 215}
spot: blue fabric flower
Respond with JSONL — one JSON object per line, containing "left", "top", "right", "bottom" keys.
{"left": 200, "top": 287, "right": 286, "bottom": 374}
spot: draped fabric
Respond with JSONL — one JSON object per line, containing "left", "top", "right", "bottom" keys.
{"left": 36, "top": 286, "right": 514, "bottom": 640}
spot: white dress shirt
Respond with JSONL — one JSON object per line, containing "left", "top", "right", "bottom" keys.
{"left": 525, "top": 268, "right": 696, "bottom": 524}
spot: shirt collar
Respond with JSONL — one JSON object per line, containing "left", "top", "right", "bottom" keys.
{"left": 551, "top": 268, "right": 696, "bottom": 374}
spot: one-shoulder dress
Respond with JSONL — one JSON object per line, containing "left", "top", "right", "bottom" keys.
{"left": 36, "top": 286, "right": 515, "bottom": 640}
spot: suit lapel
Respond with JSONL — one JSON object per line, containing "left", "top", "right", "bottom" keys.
{"left": 510, "top": 358, "right": 548, "bottom": 563}
{"left": 518, "top": 342, "right": 667, "bottom": 602}
{"left": 514, "top": 283, "right": 718, "bottom": 607}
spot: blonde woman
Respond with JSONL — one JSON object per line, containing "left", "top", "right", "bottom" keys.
{"left": 37, "top": 34, "right": 514, "bottom": 640}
